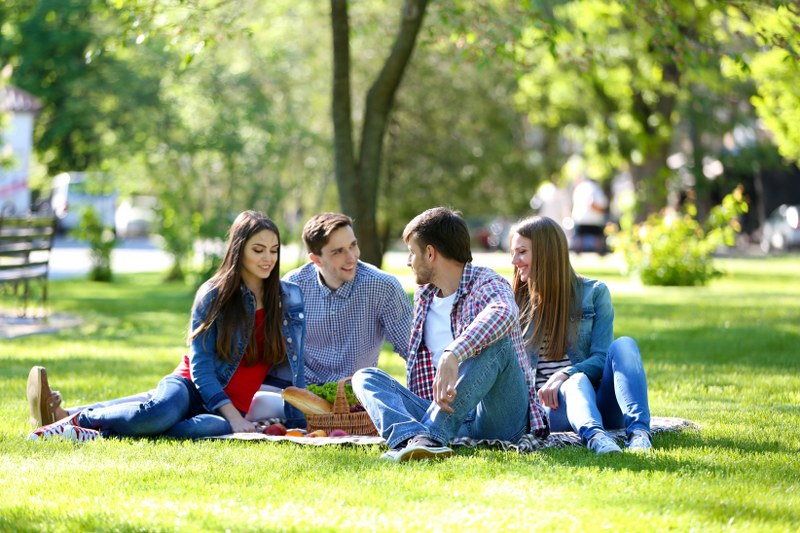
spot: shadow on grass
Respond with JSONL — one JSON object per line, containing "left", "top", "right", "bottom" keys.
{"left": 2, "top": 355, "right": 176, "bottom": 380}
{"left": 444, "top": 435, "right": 800, "bottom": 526}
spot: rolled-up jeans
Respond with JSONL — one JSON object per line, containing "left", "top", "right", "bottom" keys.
{"left": 76, "top": 375, "right": 232, "bottom": 439}
{"left": 352, "top": 336, "right": 529, "bottom": 449}
{"left": 68, "top": 385, "right": 285, "bottom": 422}
{"left": 546, "top": 336, "right": 651, "bottom": 443}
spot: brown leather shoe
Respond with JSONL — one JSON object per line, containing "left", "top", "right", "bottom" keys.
{"left": 27, "top": 366, "right": 55, "bottom": 427}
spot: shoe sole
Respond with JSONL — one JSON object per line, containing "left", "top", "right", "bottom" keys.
{"left": 27, "top": 366, "right": 54, "bottom": 428}
{"left": 627, "top": 445, "right": 653, "bottom": 453}
{"left": 397, "top": 446, "right": 454, "bottom": 462}
{"left": 596, "top": 447, "right": 622, "bottom": 455}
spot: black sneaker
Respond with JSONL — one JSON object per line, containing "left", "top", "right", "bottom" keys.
{"left": 381, "top": 435, "right": 454, "bottom": 462}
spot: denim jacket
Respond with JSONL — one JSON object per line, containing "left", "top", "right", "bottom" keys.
{"left": 189, "top": 279, "right": 307, "bottom": 427}
{"left": 525, "top": 277, "right": 614, "bottom": 386}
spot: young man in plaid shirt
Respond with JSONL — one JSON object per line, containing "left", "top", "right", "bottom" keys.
{"left": 353, "top": 207, "right": 549, "bottom": 461}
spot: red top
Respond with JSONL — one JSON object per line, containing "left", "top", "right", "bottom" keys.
{"left": 174, "top": 308, "right": 271, "bottom": 413}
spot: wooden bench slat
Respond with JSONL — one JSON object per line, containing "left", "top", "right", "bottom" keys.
{"left": 0, "top": 241, "right": 52, "bottom": 254}
{"left": 0, "top": 260, "right": 48, "bottom": 268}
{"left": 0, "top": 228, "right": 54, "bottom": 239}
{"left": 0, "top": 266, "right": 48, "bottom": 281}
{"left": 0, "top": 216, "right": 56, "bottom": 227}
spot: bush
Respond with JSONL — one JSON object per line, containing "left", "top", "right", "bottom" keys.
{"left": 72, "top": 206, "right": 117, "bottom": 282}
{"left": 610, "top": 186, "right": 748, "bottom": 286}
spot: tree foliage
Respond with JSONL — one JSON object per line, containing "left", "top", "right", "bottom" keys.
{"left": 1, "top": 0, "right": 797, "bottom": 268}
{"left": 0, "top": 0, "right": 166, "bottom": 174}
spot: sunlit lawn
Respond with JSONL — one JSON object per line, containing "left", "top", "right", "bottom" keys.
{"left": 1, "top": 254, "right": 799, "bottom": 531}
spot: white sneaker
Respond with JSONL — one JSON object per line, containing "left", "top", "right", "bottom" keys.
{"left": 63, "top": 425, "right": 102, "bottom": 442}
{"left": 382, "top": 435, "right": 453, "bottom": 462}
{"left": 587, "top": 432, "right": 622, "bottom": 454}
{"left": 28, "top": 413, "right": 80, "bottom": 441}
{"left": 627, "top": 430, "right": 652, "bottom": 452}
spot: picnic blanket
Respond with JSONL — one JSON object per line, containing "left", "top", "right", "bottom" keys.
{"left": 211, "top": 416, "right": 696, "bottom": 452}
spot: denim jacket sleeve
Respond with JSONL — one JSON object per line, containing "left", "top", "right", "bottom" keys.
{"left": 563, "top": 281, "right": 614, "bottom": 383}
{"left": 188, "top": 283, "right": 232, "bottom": 412}
{"left": 278, "top": 280, "right": 308, "bottom": 428}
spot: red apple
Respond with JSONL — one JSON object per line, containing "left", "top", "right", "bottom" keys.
{"left": 263, "top": 423, "right": 287, "bottom": 436}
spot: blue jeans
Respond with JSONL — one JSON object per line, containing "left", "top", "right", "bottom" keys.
{"left": 76, "top": 375, "right": 232, "bottom": 439}
{"left": 546, "top": 336, "right": 651, "bottom": 443}
{"left": 352, "top": 336, "right": 529, "bottom": 449}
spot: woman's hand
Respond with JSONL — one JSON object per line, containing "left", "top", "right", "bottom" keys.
{"left": 229, "top": 417, "right": 258, "bottom": 434}
{"left": 537, "top": 371, "right": 569, "bottom": 409}
{"left": 219, "top": 403, "right": 258, "bottom": 433}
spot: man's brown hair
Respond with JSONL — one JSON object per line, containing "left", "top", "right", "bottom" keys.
{"left": 402, "top": 207, "right": 472, "bottom": 263}
{"left": 302, "top": 212, "right": 354, "bottom": 255}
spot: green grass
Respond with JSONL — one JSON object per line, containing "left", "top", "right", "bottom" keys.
{"left": 2, "top": 255, "right": 800, "bottom": 531}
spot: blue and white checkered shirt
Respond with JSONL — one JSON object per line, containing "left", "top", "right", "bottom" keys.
{"left": 283, "top": 261, "right": 412, "bottom": 384}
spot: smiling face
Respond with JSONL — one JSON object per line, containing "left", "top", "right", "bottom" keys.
{"left": 510, "top": 232, "right": 533, "bottom": 283}
{"left": 310, "top": 225, "right": 360, "bottom": 289}
{"left": 240, "top": 229, "right": 280, "bottom": 290}
{"left": 407, "top": 235, "right": 434, "bottom": 286}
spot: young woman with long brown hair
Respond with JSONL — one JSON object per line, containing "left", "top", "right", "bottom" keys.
{"left": 29, "top": 211, "right": 306, "bottom": 441}
{"left": 510, "top": 216, "right": 651, "bottom": 453}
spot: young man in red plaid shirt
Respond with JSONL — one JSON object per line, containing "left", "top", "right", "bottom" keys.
{"left": 352, "top": 207, "right": 548, "bottom": 461}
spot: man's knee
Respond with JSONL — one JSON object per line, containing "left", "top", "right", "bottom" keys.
{"left": 474, "top": 336, "right": 515, "bottom": 366}
{"left": 352, "top": 367, "right": 386, "bottom": 393}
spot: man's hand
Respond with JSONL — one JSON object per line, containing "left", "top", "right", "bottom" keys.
{"left": 537, "top": 371, "right": 569, "bottom": 409}
{"left": 433, "top": 351, "right": 459, "bottom": 413}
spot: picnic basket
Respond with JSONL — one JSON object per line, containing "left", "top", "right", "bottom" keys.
{"left": 305, "top": 377, "right": 378, "bottom": 436}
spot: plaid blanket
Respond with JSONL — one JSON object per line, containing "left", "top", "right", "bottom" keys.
{"left": 211, "top": 416, "right": 696, "bottom": 451}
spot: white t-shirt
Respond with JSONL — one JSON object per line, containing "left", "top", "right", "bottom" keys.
{"left": 423, "top": 292, "right": 457, "bottom": 368}
{"left": 571, "top": 180, "right": 608, "bottom": 226}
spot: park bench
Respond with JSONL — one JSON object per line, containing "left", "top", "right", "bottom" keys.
{"left": 0, "top": 214, "right": 57, "bottom": 317}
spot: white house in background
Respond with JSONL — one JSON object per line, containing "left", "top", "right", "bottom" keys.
{"left": 0, "top": 85, "right": 42, "bottom": 215}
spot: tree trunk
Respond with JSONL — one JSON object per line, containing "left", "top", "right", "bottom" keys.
{"left": 330, "top": 0, "right": 358, "bottom": 217}
{"left": 629, "top": 59, "right": 680, "bottom": 220}
{"left": 330, "top": 0, "right": 429, "bottom": 267}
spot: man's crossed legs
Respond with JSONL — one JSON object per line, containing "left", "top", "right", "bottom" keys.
{"left": 352, "top": 336, "right": 529, "bottom": 461}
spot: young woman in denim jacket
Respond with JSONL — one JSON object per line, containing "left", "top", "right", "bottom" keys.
{"left": 29, "top": 211, "right": 306, "bottom": 441}
{"left": 510, "top": 216, "right": 652, "bottom": 453}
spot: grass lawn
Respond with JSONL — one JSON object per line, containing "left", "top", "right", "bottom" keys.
{"left": 2, "top": 255, "right": 799, "bottom": 531}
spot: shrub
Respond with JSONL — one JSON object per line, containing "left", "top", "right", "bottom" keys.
{"left": 609, "top": 186, "right": 748, "bottom": 286}
{"left": 72, "top": 206, "right": 117, "bottom": 282}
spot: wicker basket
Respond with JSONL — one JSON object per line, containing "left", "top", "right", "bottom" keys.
{"left": 305, "top": 378, "right": 377, "bottom": 436}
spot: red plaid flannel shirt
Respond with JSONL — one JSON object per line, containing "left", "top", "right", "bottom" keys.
{"left": 406, "top": 263, "right": 548, "bottom": 434}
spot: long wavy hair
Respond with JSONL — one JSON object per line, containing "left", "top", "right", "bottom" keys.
{"left": 190, "top": 211, "right": 286, "bottom": 366}
{"left": 511, "top": 216, "right": 581, "bottom": 361}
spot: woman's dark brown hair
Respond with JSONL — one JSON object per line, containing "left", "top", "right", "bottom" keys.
{"left": 191, "top": 210, "right": 286, "bottom": 366}
{"left": 511, "top": 216, "right": 580, "bottom": 361}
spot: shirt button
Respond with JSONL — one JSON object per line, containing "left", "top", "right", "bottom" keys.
{"left": 292, "top": 355, "right": 297, "bottom": 360}
{"left": 298, "top": 313, "right": 304, "bottom": 319}
{"left": 286, "top": 338, "right": 292, "bottom": 343}
{"left": 283, "top": 320, "right": 288, "bottom": 326}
